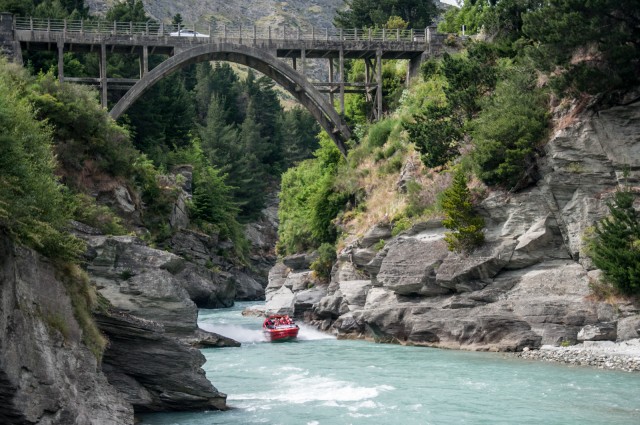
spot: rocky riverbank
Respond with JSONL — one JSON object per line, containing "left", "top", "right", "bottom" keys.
{"left": 261, "top": 94, "right": 640, "bottom": 353}
{"left": 512, "top": 339, "right": 640, "bottom": 372}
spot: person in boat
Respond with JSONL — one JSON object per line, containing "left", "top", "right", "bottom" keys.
{"left": 263, "top": 318, "right": 274, "bottom": 329}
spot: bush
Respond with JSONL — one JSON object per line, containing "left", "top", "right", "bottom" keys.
{"left": 470, "top": 70, "right": 548, "bottom": 189}
{"left": 277, "top": 135, "right": 348, "bottom": 255}
{"left": 588, "top": 188, "right": 640, "bottom": 295}
{"left": 367, "top": 119, "right": 396, "bottom": 148}
{"left": 310, "top": 243, "right": 336, "bottom": 281}
{"left": 0, "top": 61, "right": 84, "bottom": 260}
{"left": 441, "top": 168, "right": 485, "bottom": 253}
{"left": 404, "top": 105, "right": 462, "bottom": 168}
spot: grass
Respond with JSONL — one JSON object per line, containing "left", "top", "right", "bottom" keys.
{"left": 57, "top": 263, "right": 108, "bottom": 362}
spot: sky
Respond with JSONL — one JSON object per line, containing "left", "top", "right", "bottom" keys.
{"left": 440, "top": 0, "right": 460, "bottom": 6}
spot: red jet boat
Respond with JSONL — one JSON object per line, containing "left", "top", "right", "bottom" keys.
{"left": 263, "top": 314, "right": 299, "bottom": 342}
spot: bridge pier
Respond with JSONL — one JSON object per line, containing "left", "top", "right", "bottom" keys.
{"left": 0, "top": 13, "right": 21, "bottom": 64}
{"left": 376, "top": 49, "right": 382, "bottom": 120}
{"left": 57, "top": 41, "right": 64, "bottom": 83}
{"left": 140, "top": 45, "right": 148, "bottom": 77}
{"left": 100, "top": 43, "right": 107, "bottom": 108}
{"left": 339, "top": 47, "right": 344, "bottom": 115}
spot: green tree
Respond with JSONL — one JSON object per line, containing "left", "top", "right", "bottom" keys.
{"left": 589, "top": 188, "right": 640, "bottom": 295}
{"left": 335, "top": 0, "right": 438, "bottom": 29}
{"left": 470, "top": 69, "right": 547, "bottom": 189}
{"left": 105, "top": 0, "right": 147, "bottom": 22}
{"left": 277, "top": 135, "right": 347, "bottom": 255}
{"left": 280, "top": 107, "right": 320, "bottom": 165}
{"left": 523, "top": 0, "right": 640, "bottom": 94}
{"left": 172, "top": 13, "right": 184, "bottom": 26}
{"left": 441, "top": 168, "right": 485, "bottom": 253}
{"left": 0, "top": 62, "right": 84, "bottom": 260}
{"left": 441, "top": 43, "right": 499, "bottom": 119}
{"left": 404, "top": 104, "right": 462, "bottom": 168}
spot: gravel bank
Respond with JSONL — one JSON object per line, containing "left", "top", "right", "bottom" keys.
{"left": 512, "top": 339, "right": 640, "bottom": 372}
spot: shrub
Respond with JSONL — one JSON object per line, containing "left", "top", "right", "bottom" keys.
{"left": 391, "top": 216, "right": 412, "bottom": 236}
{"left": 367, "top": 119, "right": 396, "bottom": 148}
{"left": 470, "top": 70, "right": 548, "bottom": 189}
{"left": 0, "top": 61, "right": 84, "bottom": 260}
{"left": 588, "top": 188, "right": 640, "bottom": 295}
{"left": 441, "top": 168, "right": 485, "bottom": 253}
{"left": 404, "top": 104, "right": 462, "bottom": 168}
{"left": 278, "top": 135, "right": 348, "bottom": 255}
{"left": 310, "top": 243, "right": 336, "bottom": 281}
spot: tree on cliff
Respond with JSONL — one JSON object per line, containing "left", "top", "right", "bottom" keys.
{"left": 589, "top": 188, "right": 640, "bottom": 295}
{"left": 335, "top": 0, "right": 438, "bottom": 29}
{"left": 522, "top": 0, "right": 640, "bottom": 94}
{"left": 441, "top": 168, "right": 485, "bottom": 253}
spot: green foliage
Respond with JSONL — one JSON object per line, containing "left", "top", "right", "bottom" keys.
{"left": 588, "top": 189, "right": 640, "bottom": 295}
{"left": 391, "top": 216, "right": 412, "bottom": 236}
{"left": 191, "top": 161, "right": 242, "bottom": 243}
{"left": 404, "top": 104, "right": 462, "bottom": 168}
{"left": 277, "top": 136, "right": 348, "bottom": 255}
{"left": 439, "top": 0, "right": 540, "bottom": 45}
{"left": 523, "top": 0, "right": 640, "bottom": 95}
{"left": 58, "top": 263, "right": 108, "bottom": 361}
{"left": 310, "top": 243, "right": 337, "bottom": 281}
{"left": 470, "top": 69, "right": 548, "bottom": 189}
{"left": 335, "top": 0, "right": 438, "bottom": 29}
{"left": 71, "top": 194, "right": 127, "bottom": 235}
{"left": 0, "top": 61, "right": 85, "bottom": 260}
{"left": 1, "top": 0, "right": 89, "bottom": 18}
{"left": 368, "top": 119, "right": 396, "bottom": 148}
{"left": 441, "top": 43, "right": 499, "bottom": 119}
{"left": 373, "top": 239, "right": 386, "bottom": 251}
{"left": 105, "top": 0, "right": 146, "bottom": 22}
{"left": 28, "top": 72, "right": 141, "bottom": 183}
{"left": 280, "top": 107, "right": 321, "bottom": 164}
{"left": 441, "top": 169, "right": 485, "bottom": 253}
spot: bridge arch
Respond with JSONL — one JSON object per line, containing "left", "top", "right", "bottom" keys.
{"left": 110, "top": 43, "right": 351, "bottom": 155}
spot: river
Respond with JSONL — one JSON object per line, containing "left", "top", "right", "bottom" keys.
{"left": 140, "top": 302, "right": 640, "bottom": 425}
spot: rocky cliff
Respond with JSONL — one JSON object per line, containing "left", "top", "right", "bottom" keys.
{"left": 0, "top": 234, "right": 133, "bottom": 424}
{"left": 263, "top": 98, "right": 640, "bottom": 351}
{"left": 80, "top": 233, "right": 239, "bottom": 412}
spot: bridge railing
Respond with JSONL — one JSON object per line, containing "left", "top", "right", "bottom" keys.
{"left": 14, "top": 17, "right": 431, "bottom": 43}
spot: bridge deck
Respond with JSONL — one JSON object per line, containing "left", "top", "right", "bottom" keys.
{"left": 14, "top": 17, "right": 440, "bottom": 60}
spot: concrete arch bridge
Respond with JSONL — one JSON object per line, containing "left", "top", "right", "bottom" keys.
{"left": 0, "top": 14, "right": 446, "bottom": 155}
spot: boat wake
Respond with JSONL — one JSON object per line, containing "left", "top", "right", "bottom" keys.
{"left": 297, "top": 323, "right": 336, "bottom": 341}
{"left": 199, "top": 323, "right": 266, "bottom": 343}
{"left": 198, "top": 322, "right": 335, "bottom": 343}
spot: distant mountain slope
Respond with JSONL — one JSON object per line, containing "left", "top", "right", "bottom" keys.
{"left": 86, "top": 0, "right": 451, "bottom": 29}
{"left": 86, "top": 0, "right": 344, "bottom": 29}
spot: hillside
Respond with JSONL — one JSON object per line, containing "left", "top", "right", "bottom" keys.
{"left": 86, "top": 0, "right": 452, "bottom": 28}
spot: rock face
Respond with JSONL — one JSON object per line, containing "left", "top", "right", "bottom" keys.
{"left": 0, "top": 235, "right": 133, "bottom": 424}
{"left": 264, "top": 99, "right": 640, "bottom": 352}
{"left": 82, "top": 235, "right": 237, "bottom": 412}
{"left": 95, "top": 311, "right": 227, "bottom": 412}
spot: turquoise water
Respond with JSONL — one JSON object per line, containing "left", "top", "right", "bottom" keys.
{"left": 140, "top": 302, "right": 640, "bottom": 425}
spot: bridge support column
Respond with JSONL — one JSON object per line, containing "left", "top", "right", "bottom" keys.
{"left": 407, "top": 54, "right": 423, "bottom": 86}
{"left": 300, "top": 48, "right": 305, "bottom": 75}
{"left": 57, "top": 41, "right": 64, "bottom": 83}
{"left": 376, "top": 49, "right": 382, "bottom": 120}
{"left": 329, "top": 58, "right": 334, "bottom": 106}
{"left": 140, "top": 45, "right": 148, "bottom": 77}
{"left": 100, "top": 43, "right": 107, "bottom": 108}
{"left": 339, "top": 47, "right": 345, "bottom": 115}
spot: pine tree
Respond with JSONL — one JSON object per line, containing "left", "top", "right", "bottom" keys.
{"left": 441, "top": 168, "right": 485, "bottom": 253}
{"left": 591, "top": 189, "right": 640, "bottom": 295}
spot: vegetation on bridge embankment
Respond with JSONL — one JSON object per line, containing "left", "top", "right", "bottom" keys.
{"left": 277, "top": 0, "right": 640, "bottom": 295}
